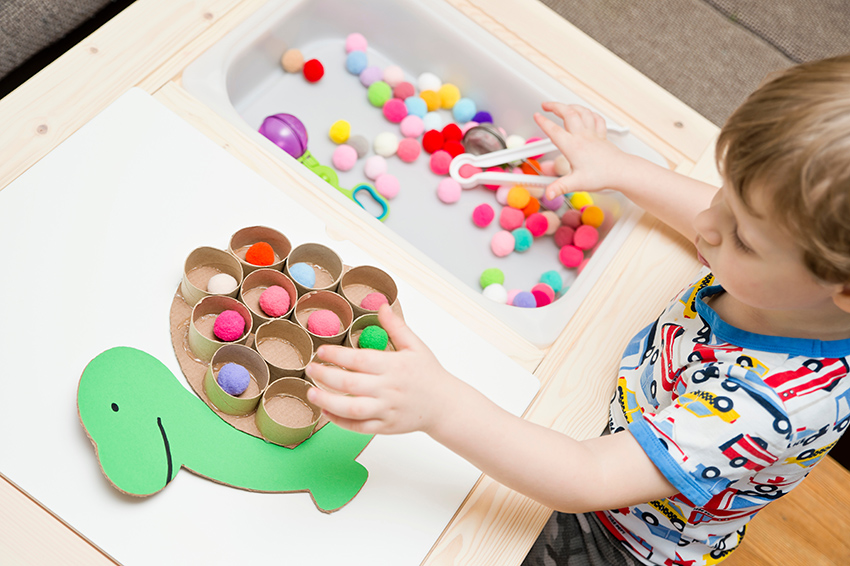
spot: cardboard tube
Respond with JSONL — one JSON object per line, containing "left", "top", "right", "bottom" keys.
{"left": 255, "top": 377, "right": 321, "bottom": 446}
{"left": 294, "top": 290, "right": 354, "bottom": 348}
{"left": 285, "top": 243, "right": 344, "bottom": 295}
{"left": 188, "top": 295, "right": 252, "bottom": 362}
{"left": 181, "top": 246, "right": 244, "bottom": 307}
{"left": 345, "top": 313, "right": 395, "bottom": 351}
{"left": 340, "top": 265, "right": 398, "bottom": 319}
{"left": 229, "top": 226, "right": 292, "bottom": 276}
{"left": 204, "top": 344, "right": 270, "bottom": 416}
{"left": 254, "top": 319, "right": 314, "bottom": 381}
{"left": 239, "top": 268, "right": 298, "bottom": 329}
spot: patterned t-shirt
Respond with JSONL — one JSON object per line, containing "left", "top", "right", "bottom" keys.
{"left": 601, "top": 269, "right": 850, "bottom": 566}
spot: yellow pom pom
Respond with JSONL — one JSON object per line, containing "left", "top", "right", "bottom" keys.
{"left": 580, "top": 205, "right": 605, "bottom": 228}
{"left": 419, "top": 90, "right": 440, "bottom": 112}
{"left": 507, "top": 186, "right": 531, "bottom": 209}
{"left": 329, "top": 120, "right": 351, "bottom": 144}
{"left": 438, "top": 83, "right": 461, "bottom": 109}
{"left": 569, "top": 191, "right": 594, "bottom": 209}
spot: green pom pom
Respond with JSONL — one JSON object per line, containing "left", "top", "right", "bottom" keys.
{"left": 479, "top": 267, "right": 505, "bottom": 289}
{"left": 540, "top": 270, "right": 563, "bottom": 294}
{"left": 359, "top": 325, "right": 389, "bottom": 350}
{"left": 367, "top": 81, "right": 392, "bottom": 107}
{"left": 512, "top": 227, "right": 533, "bottom": 252}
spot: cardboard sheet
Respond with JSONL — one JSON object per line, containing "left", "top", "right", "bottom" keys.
{"left": 0, "top": 88, "right": 539, "bottom": 565}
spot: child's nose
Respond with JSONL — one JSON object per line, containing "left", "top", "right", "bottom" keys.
{"left": 693, "top": 206, "right": 722, "bottom": 246}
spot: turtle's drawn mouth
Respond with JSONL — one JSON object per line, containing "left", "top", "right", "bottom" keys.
{"left": 157, "top": 417, "right": 174, "bottom": 485}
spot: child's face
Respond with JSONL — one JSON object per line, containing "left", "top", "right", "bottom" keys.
{"left": 693, "top": 182, "right": 840, "bottom": 313}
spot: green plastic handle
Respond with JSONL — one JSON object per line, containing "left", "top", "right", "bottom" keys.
{"left": 298, "top": 151, "right": 390, "bottom": 222}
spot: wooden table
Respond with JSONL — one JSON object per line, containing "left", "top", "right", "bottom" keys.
{"left": 0, "top": 0, "right": 721, "bottom": 563}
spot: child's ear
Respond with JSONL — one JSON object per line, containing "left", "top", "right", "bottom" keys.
{"left": 832, "top": 284, "right": 850, "bottom": 313}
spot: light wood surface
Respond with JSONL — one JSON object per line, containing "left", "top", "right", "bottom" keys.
{"left": 5, "top": 0, "right": 804, "bottom": 565}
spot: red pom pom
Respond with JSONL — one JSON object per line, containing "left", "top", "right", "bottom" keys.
{"left": 441, "top": 123, "right": 462, "bottom": 142}
{"left": 245, "top": 241, "right": 275, "bottom": 266}
{"left": 532, "top": 289, "right": 552, "bottom": 307}
{"left": 303, "top": 59, "right": 324, "bottom": 82}
{"left": 443, "top": 140, "right": 465, "bottom": 158}
{"left": 525, "top": 212, "right": 548, "bottom": 237}
{"left": 422, "top": 130, "right": 444, "bottom": 154}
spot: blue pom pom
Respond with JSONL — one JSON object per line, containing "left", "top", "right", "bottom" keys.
{"left": 452, "top": 98, "right": 477, "bottom": 123}
{"left": 217, "top": 363, "right": 250, "bottom": 396}
{"left": 345, "top": 51, "right": 368, "bottom": 75}
{"left": 540, "top": 270, "right": 563, "bottom": 294}
{"left": 513, "top": 291, "right": 536, "bottom": 308}
{"left": 289, "top": 262, "right": 317, "bottom": 288}
{"left": 472, "top": 111, "right": 492, "bottom": 123}
{"left": 404, "top": 96, "right": 427, "bottom": 118}
{"left": 512, "top": 227, "right": 533, "bottom": 252}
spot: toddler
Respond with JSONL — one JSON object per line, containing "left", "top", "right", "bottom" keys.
{"left": 306, "top": 55, "right": 850, "bottom": 565}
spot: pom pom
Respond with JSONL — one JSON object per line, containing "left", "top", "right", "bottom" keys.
{"left": 375, "top": 174, "right": 400, "bottom": 199}
{"left": 382, "top": 98, "right": 408, "bottom": 123}
{"left": 542, "top": 211, "right": 561, "bottom": 235}
{"left": 441, "top": 123, "right": 462, "bottom": 142}
{"left": 383, "top": 65, "right": 405, "bottom": 87}
{"left": 522, "top": 197, "right": 540, "bottom": 217}
{"left": 345, "top": 33, "right": 368, "bottom": 53}
{"left": 506, "top": 289, "right": 521, "bottom": 305}
{"left": 281, "top": 49, "right": 304, "bottom": 73}
{"left": 554, "top": 225, "right": 575, "bottom": 248}
{"left": 259, "top": 285, "right": 291, "bottom": 317}
{"left": 491, "top": 230, "right": 515, "bottom": 257}
{"left": 359, "top": 66, "right": 383, "bottom": 87}
{"left": 569, "top": 191, "right": 594, "bottom": 209}
{"left": 348, "top": 134, "right": 369, "bottom": 158}
{"left": 532, "top": 289, "right": 552, "bottom": 307}
{"left": 512, "top": 227, "right": 533, "bottom": 252}
{"left": 574, "top": 224, "right": 599, "bottom": 250}
{"left": 541, "top": 193, "right": 565, "bottom": 211}
{"left": 329, "top": 120, "right": 351, "bottom": 144}
{"left": 374, "top": 131, "right": 399, "bottom": 157}
{"left": 520, "top": 158, "right": 541, "bottom": 176}
{"left": 214, "top": 310, "right": 246, "bottom": 342}
{"left": 396, "top": 138, "right": 421, "bottom": 163}
{"left": 360, "top": 292, "right": 389, "bottom": 311}
{"left": 472, "top": 111, "right": 493, "bottom": 123}
{"left": 581, "top": 205, "right": 605, "bottom": 228}
{"left": 437, "top": 178, "right": 462, "bottom": 203}
{"left": 359, "top": 325, "right": 389, "bottom": 350}
{"left": 442, "top": 140, "right": 465, "bottom": 158}
{"left": 404, "top": 96, "right": 427, "bottom": 118}
{"left": 217, "top": 363, "right": 250, "bottom": 396}
{"left": 289, "top": 262, "right": 316, "bottom": 288}
{"left": 393, "top": 81, "right": 415, "bottom": 100}
{"left": 460, "top": 121, "right": 479, "bottom": 135}
{"left": 505, "top": 134, "right": 526, "bottom": 149}
{"left": 345, "top": 51, "right": 367, "bottom": 75}
{"left": 303, "top": 59, "right": 324, "bottom": 82}
{"left": 417, "top": 72, "right": 442, "bottom": 93}
{"left": 561, "top": 209, "right": 583, "bottom": 229}
{"left": 452, "top": 98, "right": 477, "bottom": 123}
{"left": 531, "top": 283, "right": 555, "bottom": 303}
{"left": 495, "top": 185, "right": 511, "bottom": 205}
{"left": 422, "top": 130, "right": 444, "bottom": 154}
{"left": 419, "top": 90, "right": 440, "bottom": 112}
{"left": 472, "top": 203, "right": 495, "bottom": 227}
{"left": 525, "top": 212, "right": 548, "bottom": 237}
{"left": 438, "top": 84, "right": 461, "bottom": 109}
{"left": 513, "top": 291, "right": 536, "bottom": 308}
{"left": 368, "top": 80, "right": 392, "bottom": 107}
{"left": 364, "top": 155, "right": 388, "bottom": 180}
{"left": 332, "top": 144, "right": 358, "bottom": 171}
{"left": 482, "top": 283, "right": 508, "bottom": 304}
{"left": 559, "top": 245, "right": 583, "bottom": 268}
{"left": 499, "top": 206, "right": 524, "bottom": 231}
{"left": 246, "top": 241, "right": 275, "bottom": 266}
{"left": 506, "top": 186, "right": 531, "bottom": 209}
{"left": 429, "top": 150, "right": 452, "bottom": 175}
{"left": 422, "top": 111, "right": 443, "bottom": 131}
{"left": 207, "top": 272, "right": 237, "bottom": 294}
{"left": 400, "top": 115, "right": 425, "bottom": 138}
{"left": 540, "top": 270, "right": 563, "bottom": 294}
{"left": 307, "top": 309, "right": 341, "bottom": 336}
{"left": 479, "top": 267, "right": 505, "bottom": 288}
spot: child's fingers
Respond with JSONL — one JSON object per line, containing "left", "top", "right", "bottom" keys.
{"left": 320, "top": 411, "right": 384, "bottom": 435}
{"left": 534, "top": 113, "right": 575, "bottom": 151}
{"left": 305, "top": 362, "right": 378, "bottom": 397}
{"left": 593, "top": 113, "right": 608, "bottom": 138}
{"left": 307, "top": 386, "right": 382, "bottom": 421}
{"left": 376, "top": 303, "right": 423, "bottom": 352}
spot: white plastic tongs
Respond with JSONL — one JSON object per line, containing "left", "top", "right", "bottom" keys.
{"left": 449, "top": 138, "right": 561, "bottom": 193}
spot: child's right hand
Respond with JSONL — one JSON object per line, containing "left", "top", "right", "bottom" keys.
{"left": 534, "top": 102, "right": 631, "bottom": 200}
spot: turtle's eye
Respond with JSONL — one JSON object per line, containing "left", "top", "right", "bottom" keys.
{"left": 111, "top": 403, "right": 119, "bottom": 412}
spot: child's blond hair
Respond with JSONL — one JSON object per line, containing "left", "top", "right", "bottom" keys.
{"left": 716, "top": 54, "right": 850, "bottom": 284}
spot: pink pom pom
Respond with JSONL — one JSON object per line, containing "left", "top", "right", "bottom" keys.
{"left": 531, "top": 283, "right": 555, "bottom": 302}
{"left": 506, "top": 289, "right": 521, "bottom": 305}
{"left": 393, "top": 81, "right": 415, "bottom": 100}
{"left": 360, "top": 292, "right": 389, "bottom": 311}
{"left": 491, "top": 230, "right": 515, "bottom": 257}
{"left": 396, "top": 138, "right": 421, "bottom": 163}
{"left": 472, "top": 203, "right": 494, "bottom": 227}
{"left": 375, "top": 174, "right": 400, "bottom": 199}
{"left": 345, "top": 33, "right": 368, "bottom": 53}
{"left": 574, "top": 224, "right": 599, "bottom": 250}
{"left": 532, "top": 289, "right": 552, "bottom": 307}
{"left": 332, "top": 144, "right": 358, "bottom": 171}
{"left": 458, "top": 164, "right": 482, "bottom": 179}
{"left": 437, "top": 178, "right": 462, "bottom": 203}
{"left": 525, "top": 212, "right": 548, "bottom": 237}
{"left": 495, "top": 185, "right": 511, "bottom": 205}
{"left": 561, "top": 209, "right": 582, "bottom": 229}
{"left": 554, "top": 225, "right": 575, "bottom": 248}
{"left": 460, "top": 121, "right": 479, "bottom": 135}
{"left": 307, "top": 309, "right": 341, "bottom": 336}
{"left": 525, "top": 137, "right": 545, "bottom": 159}
{"left": 383, "top": 65, "right": 405, "bottom": 87}
{"left": 364, "top": 155, "right": 387, "bottom": 180}
{"left": 559, "top": 245, "right": 583, "bottom": 268}
{"left": 258, "top": 285, "right": 291, "bottom": 317}
{"left": 382, "top": 98, "right": 408, "bottom": 123}
{"left": 399, "top": 115, "right": 424, "bottom": 138}
{"left": 499, "top": 206, "right": 524, "bottom": 230}
{"left": 484, "top": 166, "right": 503, "bottom": 191}
{"left": 429, "top": 150, "right": 452, "bottom": 175}
{"left": 538, "top": 160, "right": 556, "bottom": 176}
{"left": 213, "top": 310, "right": 246, "bottom": 342}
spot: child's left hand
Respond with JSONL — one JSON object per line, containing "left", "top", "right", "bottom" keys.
{"left": 305, "top": 304, "right": 459, "bottom": 436}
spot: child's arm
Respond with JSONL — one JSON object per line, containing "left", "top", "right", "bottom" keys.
{"left": 306, "top": 305, "right": 677, "bottom": 513}
{"left": 534, "top": 102, "right": 719, "bottom": 242}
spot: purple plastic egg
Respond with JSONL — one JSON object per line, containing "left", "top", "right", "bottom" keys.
{"left": 258, "top": 113, "right": 309, "bottom": 158}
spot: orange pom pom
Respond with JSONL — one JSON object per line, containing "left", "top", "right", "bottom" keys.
{"left": 581, "top": 205, "right": 605, "bottom": 228}
{"left": 522, "top": 197, "right": 540, "bottom": 217}
{"left": 520, "top": 158, "right": 541, "bottom": 176}
{"left": 506, "top": 186, "right": 531, "bottom": 209}
{"left": 245, "top": 241, "right": 275, "bottom": 266}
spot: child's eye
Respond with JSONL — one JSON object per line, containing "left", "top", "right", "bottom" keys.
{"left": 733, "top": 229, "right": 752, "bottom": 253}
